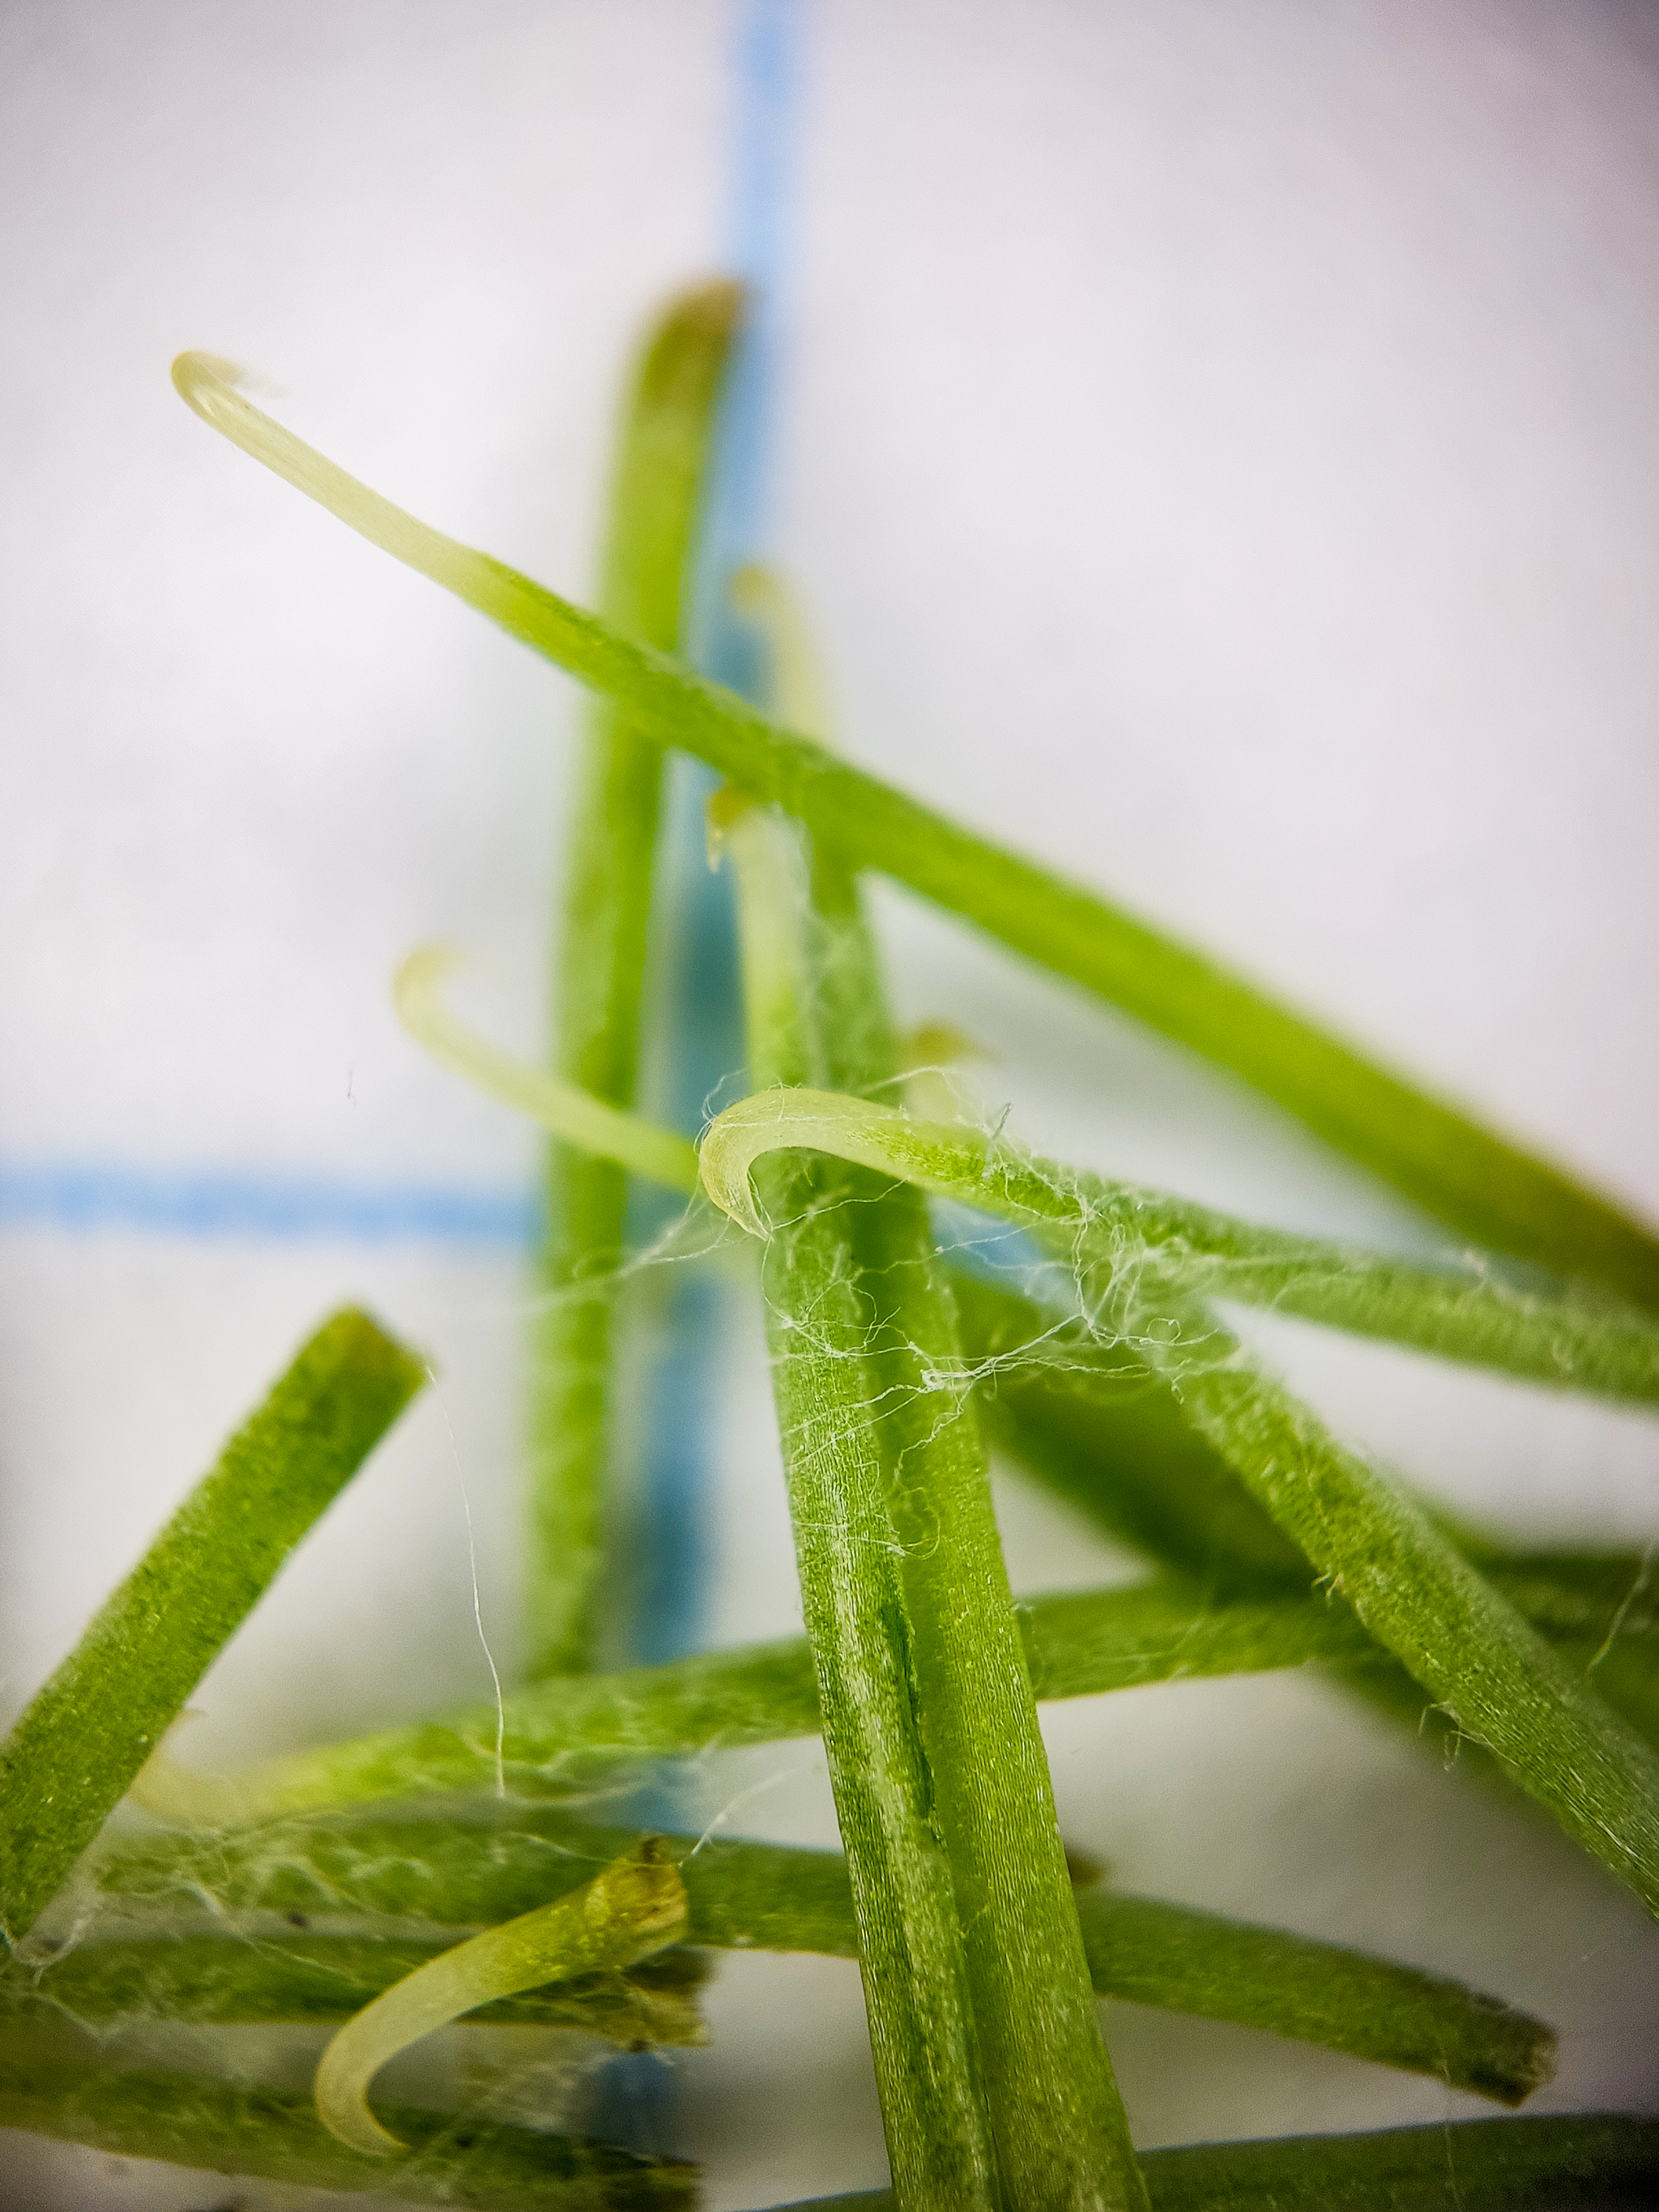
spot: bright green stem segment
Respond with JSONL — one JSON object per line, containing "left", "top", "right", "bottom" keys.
{"left": 957, "top": 1272, "right": 1659, "bottom": 1755}
{"left": 953, "top": 1272, "right": 1308, "bottom": 1592}
{"left": 1141, "top": 1291, "right": 1659, "bottom": 1920}
{"left": 964, "top": 1242, "right": 1659, "bottom": 1920}
{"left": 85, "top": 1812, "right": 1555, "bottom": 2106}
{"left": 532, "top": 280, "right": 741, "bottom": 1675}
{"left": 727, "top": 803, "right": 1002, "bottom": 2212}
{"left": 0, "top": 1308, "right": 424, "bottom": 1943}
{"left": 801, "top": 846, "right": 1145, "bottom": 2212}
{"left": 698, "top": 1095, "right": 1659, "bottom": 1407}
{"left": 168, "top": 348, "right": 1659, "bottom": 1306}
{"left": 314, "top": 1839, "right": 686, "bottom": 2154}
{"left": 701, "top": 1102, "right": 1659, "bottom": 1909}
{"left": 768, "top": 2116, "right": 1659, "bottom": 2212}
{"left": 133, "top": 1562, "right": 1653, "bottom": 1826}
{"left": 0, "top": 2039, "right": 693, "bottom": 2210}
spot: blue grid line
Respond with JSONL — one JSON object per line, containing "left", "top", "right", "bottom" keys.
{"left": 0, "top": 1160, "right": 539, "bottom": 1247}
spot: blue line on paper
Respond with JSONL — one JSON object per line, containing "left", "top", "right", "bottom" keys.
{"left": 585, "top": 1, "right": 808, "bottom": 2150}
{"left": 693, "top": 0, "right": 800, "bottom": 645}
{"left": 627, "top": 0, "right": 806, "bottom": 1686}
{"left": 8, "top": 24, "right": 805, "bottom": 2004}
{"left": 0, "top": 1159, "right": 539, "bottom": 1247}
{"left": 1, "top": 0, "right": 808, "bottom": 1263}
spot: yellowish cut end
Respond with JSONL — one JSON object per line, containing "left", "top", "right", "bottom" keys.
{"left": 314, "top": 1838, "right": 689, "bottom": 2156}
{"left": 171, "top": 352, "right": 490, "bottom": 603}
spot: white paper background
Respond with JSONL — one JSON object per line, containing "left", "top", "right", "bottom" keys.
{"left": 2, "top": 2, "right": 1658, "bottom": 2204}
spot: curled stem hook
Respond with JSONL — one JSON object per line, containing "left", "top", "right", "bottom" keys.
{"left": 394, "top": 945, "right": 698, "bottom": 1193}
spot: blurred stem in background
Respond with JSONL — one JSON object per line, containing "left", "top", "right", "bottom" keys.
{"left": 764, "top": 2116, "right": 1659, "bottom": 2212}
{"left": 531, "top": 280, "right": 743, "bottom": 1679}
{"left": 532, "top": 0, "right": 804, "bottom": 1682}
{"left": 546, "top": 22, "right": 807, "bottom": 2176}
{"left": 576, "top": 4, "right": 807, "bottom": 2154}
{"left": 536, "top": 278, "right": 752, "bottom": 2154}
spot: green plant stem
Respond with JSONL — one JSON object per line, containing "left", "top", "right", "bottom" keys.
{"left": 804, "top": 846, "right": 1145, "bottom": 2212}
{"left": 957, "top": 1273, "right": 1659, "bottom": 1637}
{"left": 727, "top": 803, "right": 1001, "bottom": 2212}
{"left": 0, "top": 1309, "right": 424, "bottom": 1944}
{"left": 532, "top": 280, "right": 741, "bottom": 1677}
{"left": 697, "top": 1104, "right": 1659, "bottom": 1909}
{"left": 134, "top": 1562, "right": 1652, "bottom": 1824}
{"left": 761, "top": 2115, "right": 1659, "bottom": 2212}
{"left": 956, "top": 1271, "right": 1659, "bottom": 1754}
{"left": 401, "top": 940, "right": 1659, "bottom": 1413}
{"left": 2, "top": 1933, "right": 707, "bottom": 2043}
{"left": 952, "top": 1272, "right": 1307, "bottom": 1591}
{"left": 0, "top": 2040, "right": 693, "bottom": 2210}
{"left": 1138, "top": 1292, "right": 1659, "bottom": 1919}
{"left": 699, "top": 1095, "right": 1659, "bottom": 1407}
{"left": 76, "top": 1816, "right": 1552, "bottom": 2104}
{"left": 315, "top": 1839, "right": 687, "bottom": 2154}
{"left": 168, "top": 353, "right": 1659, "bottom": 1305}
{"left": 397, "top": 970, "right": 1659, "bottom": 1411}
{"left": 1067, "top": 1887, "right": 1551, "bottom": 2105}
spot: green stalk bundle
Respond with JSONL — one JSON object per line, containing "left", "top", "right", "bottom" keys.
{"left": 694, "top": 1098, "right": 1659, "bottom": 1921}
{"left": 77, "top": 1807, "right": 1553, "bottom": 2103}
{"left": 168, "top": 352, "right": 1659, "bottom": 1302}
{"left": 4, "top": 298, "right": 1637, "bottom": 2208}
{"left": 126, "top": 1557, "right": 1656, "bottom": 1824}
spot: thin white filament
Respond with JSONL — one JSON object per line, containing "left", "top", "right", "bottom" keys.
{"left": 428, "top": 1366, "right": 506, "bottom": 1798}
